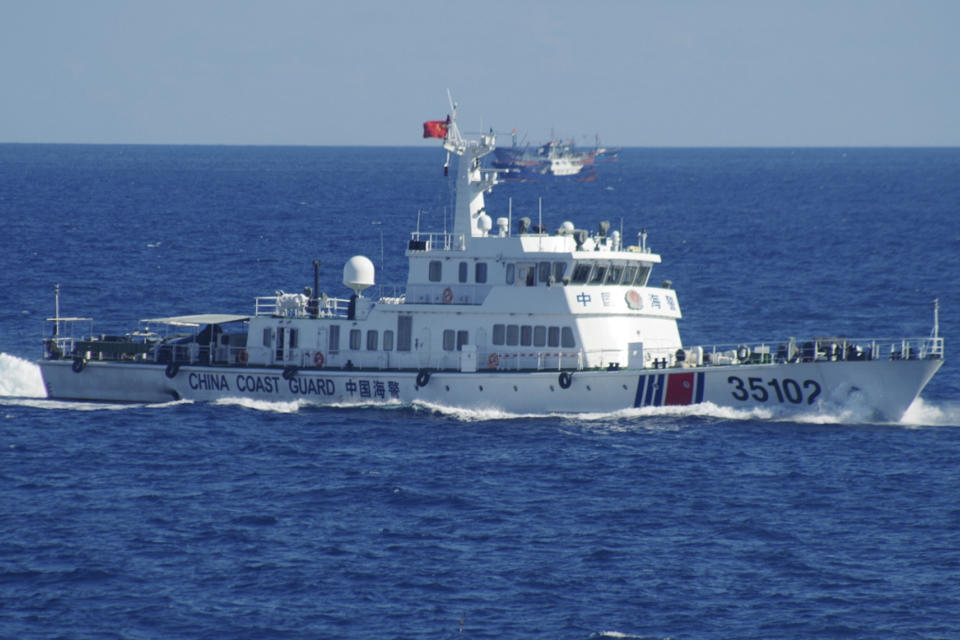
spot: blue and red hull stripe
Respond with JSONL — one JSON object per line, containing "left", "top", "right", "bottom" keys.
{"left": 634, "top": 371, "right": 705, "bottom": 407}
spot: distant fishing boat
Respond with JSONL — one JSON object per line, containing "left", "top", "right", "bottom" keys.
{"left": 492, "top": 134, "right": 595, "bottom": 178}
{"left": 593, "top": 134, "right": 621, "bottom": 161}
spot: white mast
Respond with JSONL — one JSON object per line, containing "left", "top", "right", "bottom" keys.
{"left": 932, "top": 298, "right": 940, "bottom": 339}
{"left": 442, "top": 92, "right": 498, "bottom": 243}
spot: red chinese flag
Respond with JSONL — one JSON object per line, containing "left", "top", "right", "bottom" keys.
{"left": 422, "top": 118, "right": 449, "bottom": 139}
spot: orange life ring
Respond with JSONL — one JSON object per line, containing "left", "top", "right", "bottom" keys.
{"left": 236, "top": 349, "right": 248, "bottom": 365}
{"left": 442, "top": 287, "right": 453, "bottom": 303}
{"left": 314, "top": 351, "right": 325, "bottom": 368}
{"left": 487, "top": 353, "right": 499, "bottom": 369}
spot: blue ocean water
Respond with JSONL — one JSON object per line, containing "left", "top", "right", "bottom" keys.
{"left": 1, "top": 144, "right": 959, "bottom": 639}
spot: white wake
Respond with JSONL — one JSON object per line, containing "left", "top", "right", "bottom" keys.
{"left": 0, "top": 353, "right": 47, "bottom": 398}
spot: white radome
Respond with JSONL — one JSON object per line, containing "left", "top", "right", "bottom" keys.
{"left": 343, "top": 255, "right": 375, "bottom": 294}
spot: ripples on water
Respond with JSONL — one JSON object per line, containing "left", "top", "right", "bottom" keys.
{"left": 2, "top": 146, "right": 959, "bottom": 638}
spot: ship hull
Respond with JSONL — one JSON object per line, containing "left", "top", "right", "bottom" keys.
{"left": 39, "top": 357, "right": 942, "bottom": 422}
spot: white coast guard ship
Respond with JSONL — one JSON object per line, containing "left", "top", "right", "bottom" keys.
{"left": 38, "top": 103, "right": 944, "bottom": 421}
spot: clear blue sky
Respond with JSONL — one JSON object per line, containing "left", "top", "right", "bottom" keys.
{"left": 2, "top": 0, "right": 957, "bottom": 146}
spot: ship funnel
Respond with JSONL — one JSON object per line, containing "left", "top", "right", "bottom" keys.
{"left": 343, "top": 255, "right": 375, "bottom": 296}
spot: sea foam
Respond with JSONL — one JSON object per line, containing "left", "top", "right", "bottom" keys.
{"left": 0, "top": 353, "right": 47, "bottom": 398}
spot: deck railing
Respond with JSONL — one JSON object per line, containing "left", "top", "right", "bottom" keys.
{"left": 254, "top": 295, "right": 351, "bottom": 318}
{"left": 690, "top": 335, "right": 944, "bottom": 367}
{"left": 407, "top": 231, "right": 466, "bottom": 252}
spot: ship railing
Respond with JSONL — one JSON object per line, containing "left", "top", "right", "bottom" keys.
{"left": 254, "top": 295, "right": 352, "bottom": 318}
{"left": 374, "top": 285, "right": 406, "bottom": 304}
{"left": 484, "top": 349, "right": 622, "bottom": 372}
{"left": 481, "top": 336, "right": 944, "bottom": 374}
{"left": 685, "top": 335, "right": 944, "bottom": 368}
{"left": 407, "top": 231, "right": 467, "bottom": 252}
{"left": 42, "top": 316, "right": 93, "bottom": 360}
{"left": 153, "top": 343, "right": 255, "bottom": 367}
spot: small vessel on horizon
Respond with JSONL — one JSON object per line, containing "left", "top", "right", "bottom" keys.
{"left": 37, "top": 99, "right": 944, "bottom": 421}
{"left": 492, "top": 132, "right": 596, "bottom": 179}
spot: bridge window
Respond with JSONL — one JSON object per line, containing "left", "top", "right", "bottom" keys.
{"left": 262, "top": 328, "right": 272, "bottom": 348}
{"left": 570, "top": 263, "right": 591, "bottom": 284}
{"left": 475, "top": 262, "right": 488, "bottom": 283}
{"left": 590, "top": 263, "right": 608, "bottom": 284}
{"left": 633, "top": 266, "right": 651, "bottom": 286}
{"left": 505, "top": 263, "right": 515, "bottom": 285}
{"left": 383, "top": 330, "right": 394, "bottom": 351}
{"left": 458, "top": 261, "right": 468, "bottom": 283}
{"left": 429, "top": 260, "right": 442, "bottom": 282}
{"left": 443, "top": 329, "right": 455, "bottom": 351}
{"left": 366, "top": 330, "right": 378, "bottom": 351}
{"left": 517, "top": 263, "right": 535, "bottom": 286}
{"left": 506, "top": 325, "right": 519, "bottom": 346}
{"left": 606, "top": 265, "right": 624, "bottom": 285}
{"left": 493, "top": 324, "right": 505, "bottom": 345}
{"left": 457, "top": 331, "right": 468, "bottom": 350}
{"left": 349, "top": 329, "right": 361, "bottom": 350}
{"left": 622, "top": 265, "right": 638, "bottom": 286}
{"left": 553, "top": 262, "right": 567, "bottom": 282}
{"left": 561, "top": 327, "right": 576, "bottom": 348}
{"left": 538, "top": 262, "right": 552, "bottom": 284}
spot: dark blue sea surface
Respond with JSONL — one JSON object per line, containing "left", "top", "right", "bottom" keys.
{"left": 1, "top": 144, "right": 959, "bottom": 639}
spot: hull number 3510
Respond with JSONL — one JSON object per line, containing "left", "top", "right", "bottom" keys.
{"left": 727, "top": 376, "right": 822, "bottom": 405}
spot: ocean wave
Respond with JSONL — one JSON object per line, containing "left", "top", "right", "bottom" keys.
{"left": 1, "top": 397, "right": 191, "bottom": 411}
{"left": 409, "top": 399, "right": 775, "bottom": 423}
{"left": 212, "top": 396, "right": 307, "bottom": 413}
{"left": 900, "top": 397, "right": 960, "bottom": 427}
{"left": 0, "top": 353, "right": 46, "bottom": 398}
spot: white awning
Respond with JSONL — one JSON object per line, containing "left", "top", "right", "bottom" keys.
{"left": 139, "top": 314, "right": 250, "bottom": 327}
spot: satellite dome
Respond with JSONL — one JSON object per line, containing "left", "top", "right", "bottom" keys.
{"left": 343, "top": 255, "right": 375, "bottom": 295}
{"left": 478, "top": 213, "right": 493, "bottom": 234}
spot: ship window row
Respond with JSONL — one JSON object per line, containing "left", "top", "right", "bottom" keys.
{"left": 500, "top": 261, "right": 651, "bottom": 287}
{"left": 327, "top": 317, "right": 413, "bottom": 354}
{"left": 263, "top": 327, "right": 298, "bottom": 350}
{"left": 569, "top": 262, "right": 650, "bottom": 286}
{"left": 429, "top": 260, "right": 488, "bottom": 284}
{"left": 327, "top": 325, "right": 399, "bottom": 353}
{"left": 341, "top": 328, "right": 396, "bottom": 351}
{"left": 505, "top": 262, "right": 568, "bottom": 286}
{"left": 492, "top": 324, "right": 576, "bottom": 348}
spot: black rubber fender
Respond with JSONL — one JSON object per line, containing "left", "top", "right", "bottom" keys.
{"left": 558, "top": 371, "right": 573, "bottom": 389}
{"left": 282, "top": 365, "right": 298, "bottom": 381}
{"left": 71, "top": 357, "right": 86, "bottom": 373}
{"left": 416, "top": 369, "right": 430, "bottom": 387}
{"left": 164, "top": 362, "right": 181, "bottom": 378}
